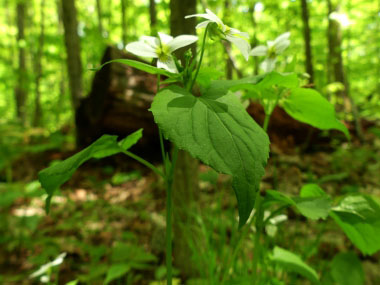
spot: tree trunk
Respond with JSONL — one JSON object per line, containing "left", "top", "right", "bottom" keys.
{"left": 121, "top": 0, "right": 127, "bottom": 47}
{"left": 223, "top": 0, "right": 233, "bottom": 79}
{"left": 33, "top": 0, "right": 46, "bottom": 127}
{"left": 327, "top": 0, "right": 362, "bottom": 140}
{"left": 61, "top": 0, "right": 83, "bottom": 110}
{"left": 15, "top": 1, "right": 27, "bottom": 125}
{"left": 249, "top": 2, "right": 259, "bottom": 75}
{"left": 96, "top": 0, "right": 104, "bottom": 36}
{"left": 170, "top": 0, "right": 201, "bottom": 279}
{"left": 149, "top": 0, "right": 157, "bottom": 35}
{"left": 300, "top": 0, "right": 314, "bottom": 83}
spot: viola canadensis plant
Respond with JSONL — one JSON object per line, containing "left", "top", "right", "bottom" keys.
{"left": 38, "top": 8, "right": 380, "bottom": 285}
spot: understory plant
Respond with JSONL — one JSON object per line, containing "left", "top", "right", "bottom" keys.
{"left": 37, "top": 8, "right": 380, "bottom": 285}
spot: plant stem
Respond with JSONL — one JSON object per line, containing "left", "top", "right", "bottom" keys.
{"left": 190, "top": 25, "right": 209, "bottom": 91}
{"left": 166, "top": 145, "right": 178, "bottom": 285}
{"left": 123, "top": 150, "right": 164, "bottom": 178}
{"left": 263, "top": 113, "right": 270, "bottom": 132}
{"left": 252, "top": 191, "right": 264, "bottom": 285}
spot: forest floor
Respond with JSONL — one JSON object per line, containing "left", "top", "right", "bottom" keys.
{"left": 1, "top": 128, "right": 380, "bottom": 284}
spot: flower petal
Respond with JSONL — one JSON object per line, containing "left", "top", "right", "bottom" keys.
{"left": 185, "top": 13, "right": 210, "bottom": 19}
{"left": 226, "top": 35, "right": 250, "bottom": 61}
{"left": 260, "top": 57, "right": 277, "bottom": 73}
{"left": 273, "top": 32, "right": 291, "bottom": 46}
{"left": 205, "top": 9, "right": 223, "bottom": 25}
{"left": 275, "top": 39, "right": 290, "bottom": 54}
{"left": 126, "top": 41, "right": 158, "bottom": 58}
{"left": 196, "top": 20, "right": 211, "bottom": 29}
{"left": 168, "top": 35, "right": 198, "bottom": 53}
{"left": 140, "top": 36, "right": 159, "bottom": 48}
{"left": 157, "top": 57, "right": 178, "bottom": 73}
{"left": 250, "top": 45, "right": 268, "bottom": 56}
{"left": 158, "top": 32, "right": 174, "bottom": 45}
{"left": 229, "top": 28, "right": 249, "bottom": 39}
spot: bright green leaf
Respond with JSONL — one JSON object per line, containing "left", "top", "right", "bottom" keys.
{"left": 283, "top": 88, "right": 349, "bottom": 138}
{"left": 91, "top": 59, "right": 177, "bottom": 78}
{"left": 271, "top": 246, "right": 319, "bottom": 284}
{"left": 150, "top": 85, "right": 269, "bottom": 226}
{"left": 38, "top": 130, "right": 143, "bottom": 212}
{"left": 104, "top": 263, "right": 130, "bottom": 284}
{"left": 331, "top": 195, "right": 380, "bottom": 255}
{"left": 330, "top": 252, "right": 364, "bottom": 285}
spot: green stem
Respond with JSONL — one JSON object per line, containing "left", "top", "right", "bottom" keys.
{"left": 166, "top": 145, "right": 178, "bottom": 285}
{"left": 190, "top": 25, "right": 209, "bottom": 91}
{"left": 252, "top": 191, "right": 264, "bottom": 285}
{"left": 263, "top": 113, "right": 270, "bottom": 132}
{"left": 123, "top": 150, "right": 164, "bottom": 178}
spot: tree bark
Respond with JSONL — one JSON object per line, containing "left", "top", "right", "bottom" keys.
{"left": 15, "top": 1, "right": 27, "bottom": 125}
{"left": 33, "top": 0, "right": 46, "bottom": 127}
{"left": 249, "top": 2, "right": 259, "bottom": 75}
{"left": 170, "top": 0, "right": 201, "bottom": 279}
{"left": 61, "top": 0, "right": 83, "bottom": 110}
{"left": 121, "top": 0, "right": 127, "bottom": 47}
{"left": 327, "top": 0, "right": 362, "bottom": 140}
{"left": 149, "top": 0, "right": 157, "bottom": 35}
{"left": 300, "top": 0, "right": 314, "bottom": 83}
{"left": 96, "top": 0, "right": 104, "bottom": 36}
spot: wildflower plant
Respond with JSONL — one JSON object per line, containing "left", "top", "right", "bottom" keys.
{"left": 37, "top": 8, "right": 380, "bottom": 285}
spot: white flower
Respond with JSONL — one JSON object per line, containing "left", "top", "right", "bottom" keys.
{"left": 185, "top": 9, "right": 251, "bottom": 61}
{"left": 126, "top": 32, "right": 198, "bottom": 73}
{"left": 30, "top": 252, "right": 67, "bottom": 279}
{"left": 250, "top": 32, "right": 291, "bottom": 72}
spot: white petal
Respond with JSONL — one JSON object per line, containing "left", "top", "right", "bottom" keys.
{"left": 260, "top": 58, "right": 277, "bottom": 73}
{"left": 267, "top": 40, "right": 275, "bottom": 48}
{"left": 205, "top": 9, "right": 224, "bottom": 25}
{"left": 196, "top": 20, "right": 211, "bottom": 29}
{"left": 185, "top": 13, "right": 210, "bottom": 19}
{"left": 126, "top": 41, "right": 157, "bottom": 58}
{"left": 226, "top": 35, "right": 250, "bottom": 61}
{"left": 250, "top": 45, "right": 268, "bottom": 56}
{"left": 229, "top": 29, "right": 249, "bottom": 39}
{"left": 273, "top": 32, "right": 291, "bottom": 46}
{"left": 157, "top": 57, "right": 178, "bottom": 73}
{"left": 140, "top": 36, "right": 159, "bottom": 48}
{"left": 168, "top": 35, "right": 198, "bottom": 53}
{"left": 158, "top": 32, "right": 173, "bottom": 45}
{"left": 275, "top": 39, "right": 290, "bottom": 54}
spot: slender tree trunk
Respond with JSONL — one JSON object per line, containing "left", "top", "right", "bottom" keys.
{"left": 300, "top": 0, "right": 314, "bottom": 83}
{"left": 96, "top": 0, "right": 104, "bottom": 36}
{"left": 249, "top": 2, "right": 259, "bottom": 75}
{"left": 223, "top": 0, "right": 233, "bottom": 79}
{"left": 61, "top": 0, "right": 83, "bottom": 110}
{"left": 121, "top": 0, "right": 127, "bottom": 47}
{"left": 170, "top": 0, "right": 201, "bottom": 279}
{"left": 327, "top": 0, "right": 362, "bottom": 140}
{"left": 149, "top": 0, "right": 157, "bottom": 35}
{"left": 15, "top": 1, "right": 27, "bottom": 125}
{"left": 33, "top": 0, "right": 46, "bottom": 127}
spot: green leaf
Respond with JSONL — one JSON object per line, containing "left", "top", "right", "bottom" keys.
{"left": 265, "top": 185, "right": 331, "bottom": 220}
{"left": 283, "top": 88, "right": 349, "bottom": 138}
{"left": 91, "top": 59, "right": 177, "bottom": 78}
{"left": 331, "top": 195, "right": 380, "bottom": 255}
{"left": 248, "top": 71, "right": 299, "bottom": 91}
{"left": 150, "top": 85, "right": 269, "bottom": 226}
{"left": 271, "top": 246, "right": 319, "bottom": 284}
{"left": 104, "top": 263, "right": 130, "bottom": 284}
{"left": 330, "top": 252, "right": 364, "bottom": 285}
{"left": 111, "top": 243, "right": 157, "bottom": 264}
{"left": 38, "top": 130, "right": 143, "bottom": 212}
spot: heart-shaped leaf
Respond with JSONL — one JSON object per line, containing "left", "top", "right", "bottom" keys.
{"left": 150, "top": 85, "right": 269, "bottom": 226}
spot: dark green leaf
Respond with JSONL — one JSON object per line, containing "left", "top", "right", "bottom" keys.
{"left": 331, "top": 252, "right": 364, "bottom": 285}
{"left": 331, "top": 195, "right": 380, "bottom": 255}
{"left": 283, "top": 88, "right": 349, "bottom": 138}
{"left": 271, "top": 246, "right": 320, "bottom": 284}
{"left": 38, "top": 130, "right": 143, "bottom": 212}
{"left": 150, "top": 85, "right": 269, "bottom": 226}
{"left": 104, "top": 264, "right": 130, "bottom": 284}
